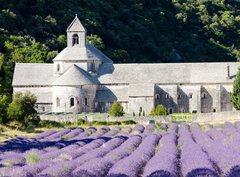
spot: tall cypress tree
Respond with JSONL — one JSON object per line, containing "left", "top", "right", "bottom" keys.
{"left": 231, "top": 68, "right": 240, "bottom": 110}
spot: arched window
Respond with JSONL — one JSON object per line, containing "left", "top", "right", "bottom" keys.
{"left": 213, "top": 108, "right": 216, "bottom": 112}
{"left": 189, "top": 93, "right": 193, "bottom": 99}
{"left": 201, "top": 92, "right": 207, "bottom": 99}
{"left": 42, "top": 107, "right": 45, "bottom": 112}
{"left": 181, "top": 108, "right": 185, "bottom": 113}
{"left": 155, "top": 94, "right": 160, "bottom": 99}
{"left": 72, "top": 34, "right": 79, "bottom": 46}
{"left": 178, "top": 94, "right": 181, "bottom": 99}
{"left": 56, "top": 97, "right": 60, "bottom": 107}
{"left": 85, "top": 98, "right": 88, "bottom": 106}
{"left": 168, "top": 108, "right": 173, "bottom": 114}
{"left": 70, "top": 97, "right": 74, "bottom": 107}
{"left": 166, "top": 94, "right": 170, "bottom": 99}
{"left": 57, "top": 64, "right": 60, "bottom": 72}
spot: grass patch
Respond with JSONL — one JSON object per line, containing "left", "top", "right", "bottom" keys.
{"left": 171, "top": 113, "right": 193, "bottom": 122}
{"left": 26, "top": 152, "right": 40, "bottom": 163}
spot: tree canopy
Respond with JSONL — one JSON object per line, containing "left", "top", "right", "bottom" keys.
{"left": 0, "top": 0, "right": 239, "bottom": 98}
{"left": 108, "top": 101, "right": 125, "bottom": 117}
{"left": 231, "top": 68, "right": 240, "bottom": 110}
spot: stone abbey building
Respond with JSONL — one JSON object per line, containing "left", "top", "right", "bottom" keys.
{"left": 12, "top": 16, "right": 240, "bottom": 114}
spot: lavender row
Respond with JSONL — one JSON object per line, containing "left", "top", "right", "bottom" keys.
{"left": 38, "top": 136, "right": 126, "bottom": 176}
{"left": 191, "top": 124, "right": 240, "bottom": 177}
{"left": 142, "top": 133, "right": 178, "bottom": 177}
{"left": 107, "top": 133, "right": 161, "bottom": 177}
{"left": 71, "top": 135, "right": 143, "bottom": 177}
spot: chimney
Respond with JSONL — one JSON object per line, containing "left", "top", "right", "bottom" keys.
{"left": 226, "top": 64, "right": 230, "bottom": 79}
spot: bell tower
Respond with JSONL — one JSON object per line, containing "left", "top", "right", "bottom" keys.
{"left": 66, "top": 14, "right": 86, "bottom": 48}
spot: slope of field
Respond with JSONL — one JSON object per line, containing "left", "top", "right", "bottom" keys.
{"left": 0, "top": 122, "right": 240, "bottom": 176}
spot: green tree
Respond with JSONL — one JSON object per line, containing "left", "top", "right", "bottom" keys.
{"left": 231, "top": 68, "right": 240, "bottom": 110}
{"left": 87, "top": 34, "right": 104, "bottom": 49}
{"left": 0, "top": 95, "right": 8, "bottom": 123}
{"left": 149, "top": 104, "right": 168, "bottom": 116}
{"left": 149, "top": 108, "right": 156, "bottom": 116}
{"left": 108, "top": 101, "right": 124, "bottom": 117}
{"left": 155, "top": 104, "right": 168, "bottom": 115}
{"left": 7, "top": 92, "right": 39, "bottom": 127}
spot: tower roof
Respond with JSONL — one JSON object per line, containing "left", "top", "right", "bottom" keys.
{"left": 53, "top": 44, "right": 113, "bottom": 63}
{"left": 52, "top": 64, "right": 96, "bottom": 86}
{"left": 67, "top": 15, "right": 86, "bottom": 32}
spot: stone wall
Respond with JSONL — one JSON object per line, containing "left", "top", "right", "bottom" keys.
{"left": 192, "top": 111, "right": 240, "bottom": 123}
{"left": 39, "top": 111, "right": 240, "bottom": 125}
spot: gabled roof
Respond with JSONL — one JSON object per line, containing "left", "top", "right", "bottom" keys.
{"left": 12, "top": 63, "right": 56, "bottom": 86}
{"left": 98, "top": 62, "right": 240, "bottom": 84}
{"left": 67, "top": 15, "right": 85, "bottom": 32}
{"left": 52, "top": 65, "right": 96, "bottom": 86}
{"left": 53, "top": 44, "right": 113, "bottom": 63}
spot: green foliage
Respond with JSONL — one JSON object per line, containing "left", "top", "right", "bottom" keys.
{"left": 26, "top": 152, "right": 40, "bottom": 163}
{"left": 138, "top": 111, "right": 141, "bottom": 117}
{"left": 77, "top": 118, "right": 86, "bottom": 125}
{"left": 0, "top": 95, "right": 8, "bottom": 123}
{"left": 132, "top": 112, "right": 135, "bottom": 116}
{"left": 7, "top": 92, "right": 38, "bottom": 127}
{"left": 155, "top": 104, "right": 168, "bottom": 115}
{"left": 149, "top": 104, "right": 168, "bottom": 116}
{"left": 143, "top": 110, "right": 145, "bottom": 116}
{"left": 122, "top": 120, "right": 137, "bottom": 125}
{"left": 231, "top": 68, "right": 240, "bottom": 110}
{"left": 171, "top": 113, "right": 193, "bottom": 122}
{"left": 38, "top": 120, "right": 64, "bottom": 128}
{"left": 87, "top": 34, "right": 104, "bottom": 49}
{"left": 108, "top": 101, "right": 124, "bottom": 117}
{"left": 0, "top": 0, "right": 239, "bottom": 105}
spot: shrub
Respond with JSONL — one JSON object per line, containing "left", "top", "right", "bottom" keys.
{"left": 26, "top": 152, "right": 40, "bottom": 163}
{"left": 133, "top": 112, "right": 135, "bottom": 116}
{"left": 7, "top": 92, "right": 38, "bottom": 127}
{"left": 231, "top": 68, "right": 240, "bottom": 110}
{"left": 0, "top": 95, "right": 9, "bottom": 124}
{"left": 38, "top": 120, "right": 64, "bottom": 128}
{"left": 108, "top": 101, "right": 125, "bottom": 117}
{"left": 143, "top": 110, "right": 145, "bottom": 116}
{"left": 122, "top": 120, "right": 137, "bottom": 125}
{"left": 77, "top": 118, "right": 86, "bottom": 125}
{"left": 149, "top": 104, "right": 168, "bottom": 116}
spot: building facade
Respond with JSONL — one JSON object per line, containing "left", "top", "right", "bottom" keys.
{"left": 12, "top": 16, "right": 239, "bottom": 114}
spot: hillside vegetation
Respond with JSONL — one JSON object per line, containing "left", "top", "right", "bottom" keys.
{"left": 0, "top": 0, "right": 239, "bottom": 97}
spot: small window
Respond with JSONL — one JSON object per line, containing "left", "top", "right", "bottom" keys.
{"left": 178, "top": 94, "right": 181, "bottom": 99}
{"left": 181, "top": 108, "right": 185, "bottom": 113}
{"left": 42, "top": 107, "right": 45, "bottom": 112}
{"left": 85, "top": 98, "right": 88, "bottom": 106}
{"left": 155, "top": 94, "right": 160, "bottom": 99}
{"left": 56, "top": 97, "right": 60, "bottom": 107}
{"left": 168, "top": 108, "right": 173, "bottom": 114}
{"left": 189, "top": 93, "right": 193, "bottom": 99}
{"left": 192, "top": 110, "right": 197, "bottom": 113}
{"left": 70, "top": 97, "right": 74, "bottom": 107}
{"left": 72, "top": 34, "right": 79, "bottom": 45}
{"left": 213, "top": 108, "right": 216, "bottom": 112}
{"left": 57, "top": 64, "right": 60, "bottom": 72}
{"left": 91, "top": 62, "right": 96, "bottom": 72}
{"left": 201, "top": 92, "right": 207, "bottom": 99}
{"left": 166, "top": 94, "right": 170, "bottom": 99}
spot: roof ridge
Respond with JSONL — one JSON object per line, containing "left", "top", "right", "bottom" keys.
{"left": 67, "top": 15, "right": 85, "bottom": 32}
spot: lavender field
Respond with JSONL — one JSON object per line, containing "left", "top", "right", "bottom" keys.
{"left": 0, "top": 122, "right": 240, "bottom": 177}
